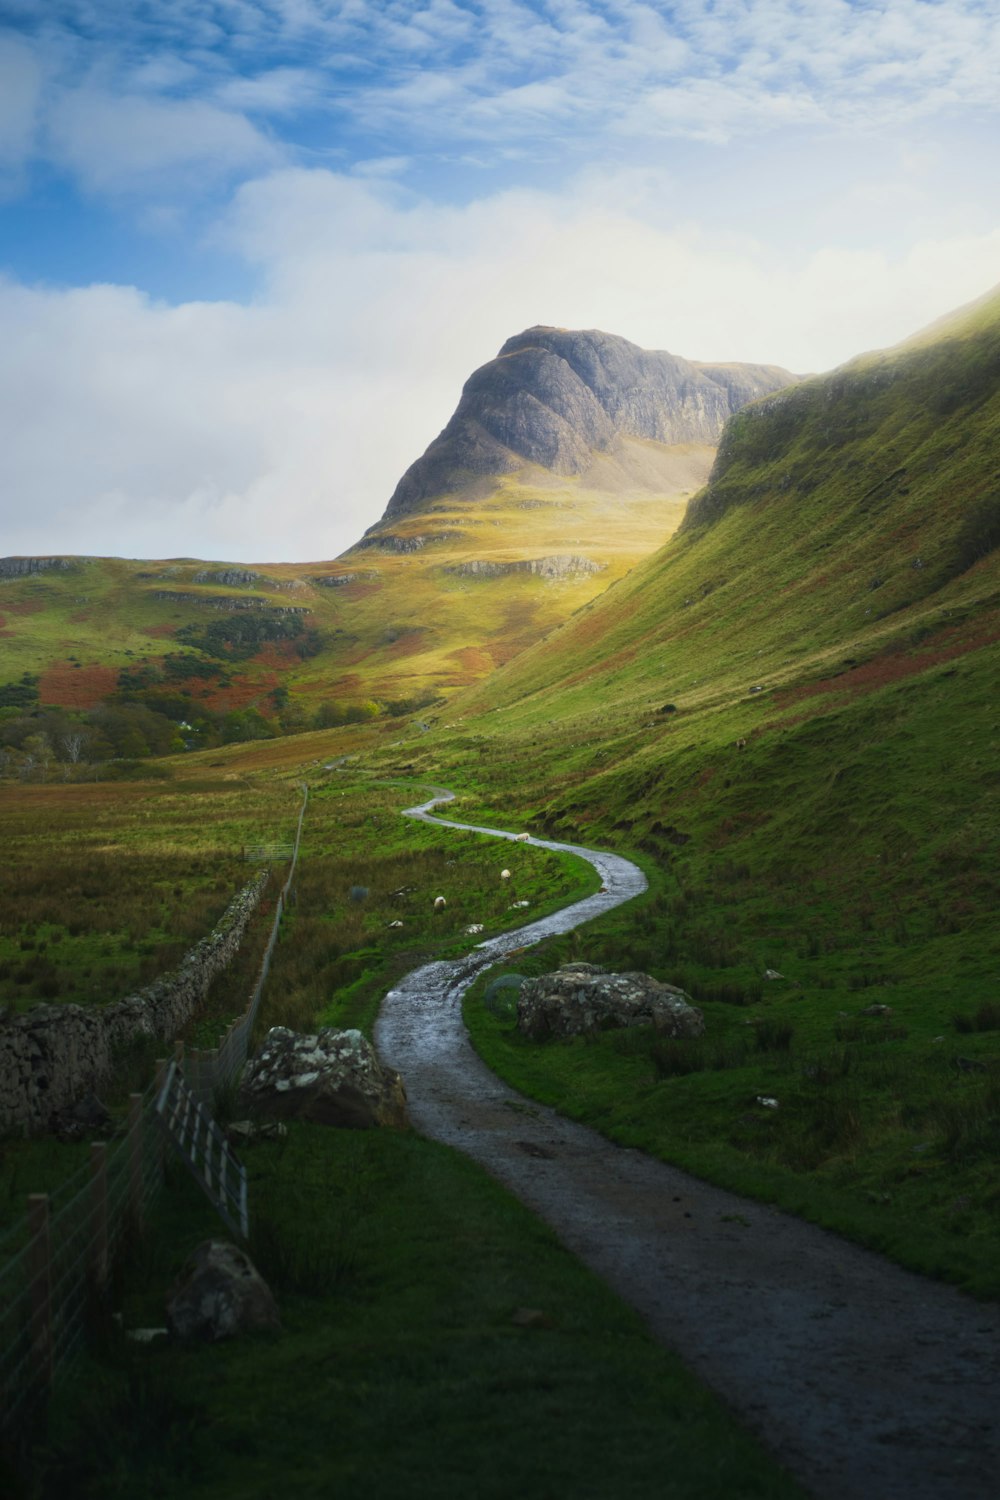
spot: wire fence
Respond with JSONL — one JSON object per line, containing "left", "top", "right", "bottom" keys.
{"left": 0, "top": 783, "right": 308, "bottom": 1434}
{"left": 184, "top": 784, "right": 307, "bottom": 1109}
{"left": 156, "top": 1060, "right": 248, "bottom": 1240}
{"left": 0, "top": 1074, "right": 166, "bottom": 1432}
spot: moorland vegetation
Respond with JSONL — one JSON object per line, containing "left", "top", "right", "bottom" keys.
{"left": 3, "top": 293, "right": 1000, "bottom": 1493}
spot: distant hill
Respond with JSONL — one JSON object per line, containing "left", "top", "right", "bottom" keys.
{"left": 377, "top": 325, "right": 794, "bottom": 524}
{"left": 0, "top": 328, "right": 795, "bottom": 730}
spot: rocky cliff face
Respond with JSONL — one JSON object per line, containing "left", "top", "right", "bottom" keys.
{"left": 377, "top": 327, "right": 795, "bottom": 523}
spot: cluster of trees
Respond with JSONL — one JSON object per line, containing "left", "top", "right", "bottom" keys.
{"left": 0, "top": 680, "right": 442, "bottom": 780}
{"left": 0, "top": 702, "right": 186, "bottom": 779}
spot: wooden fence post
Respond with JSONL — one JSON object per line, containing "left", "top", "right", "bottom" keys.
{"left": 90, "top": 1143, "right": 108, "bottom": 1290}
{"left": 128, "top": 1094, "right": 144, "bottom": 1233}
{"left": 27, "top": 1194, "right": 53, "bottom": 1392}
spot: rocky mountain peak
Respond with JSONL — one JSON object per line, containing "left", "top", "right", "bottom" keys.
{"left": 375, "top": 327, "right": 796, "bottom": 526}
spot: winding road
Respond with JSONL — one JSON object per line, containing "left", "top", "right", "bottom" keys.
{"left": 374, "top": 789, "right": 1000, "bottom": 1500}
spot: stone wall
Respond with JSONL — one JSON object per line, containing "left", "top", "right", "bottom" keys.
{"left": 0, "top": 871, "right": 269, "bottom": 1135}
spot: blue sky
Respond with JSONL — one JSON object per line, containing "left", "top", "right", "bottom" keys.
{"left": 1, "top": 1, "right": 999, "bottom": 561}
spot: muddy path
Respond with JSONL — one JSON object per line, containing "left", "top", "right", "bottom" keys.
{"left": 374, "top": 789, "right": 1000, "bottom": 1500}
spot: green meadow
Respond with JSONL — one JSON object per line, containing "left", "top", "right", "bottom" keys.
{"left": 4, "top": 289, "right": 1000, "bottom": 1487}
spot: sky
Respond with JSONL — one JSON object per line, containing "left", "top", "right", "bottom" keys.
{"left": 1, "top": 1, "right": 999, "bottom": 563}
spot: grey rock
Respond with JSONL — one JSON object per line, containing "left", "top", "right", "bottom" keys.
{"left": 151, "top": 591, "right": 309, "bottom": 615}
{"left": 226, "top": 1119, "right": 288, "bottom": 1145}
{"left": 311, "top": 570, "right": 380, "bottom": 587}
{"left": 239, "top": 1026, "right": 408, "bottom": 1128}
{"left": 0, "top": 556, "right": 73, "bottom": 578}
{"left": 445, "top": 555, "right": 602, "bottom": 581}
{"left": 517, "top": 963, "right": 704, "bottom": 1041}
{"left": 377, "top": 326, "right": 795, "bottom": 521}
{"left": 192, "top": 568, "right": 264, "bottom": 586}
{"left": 166, "top": 1240, "right": 280, "bottom": 1342}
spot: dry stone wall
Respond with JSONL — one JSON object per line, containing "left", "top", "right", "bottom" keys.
{"left": 0, "top": 872, "right": 268, "bottom": 1135}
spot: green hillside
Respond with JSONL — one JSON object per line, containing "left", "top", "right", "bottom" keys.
{"left": 377, "top": 287, "right": 1000, "bottom": 1292}
{"left": 0, "top": 448, "right": 702, "bottom": 737}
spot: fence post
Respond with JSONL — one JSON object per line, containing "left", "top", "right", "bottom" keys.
{"left": 173, "top": 1039, "right": 185, "bottom": 1065}
{"left": 27, "top": 1194, "right": 53, "bottom": 1393}
{"left": 90, "top": 1143, "right": 109, "bottom": 1291}
{"left": 128, "top": 1094, "right": 144, "bottom": 1233}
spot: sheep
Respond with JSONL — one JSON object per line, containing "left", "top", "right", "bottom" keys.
{"left": 500, "top": 869, "right": 511, "bottom": 881}
{"left": 433, "top": 895, "right": 447, "bottom": 909}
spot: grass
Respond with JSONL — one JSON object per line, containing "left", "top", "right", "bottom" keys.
{"left": 343, "top": 290, "right": 1000, "bottom": 1300}
{"left": 7, "top": 1127, "right": 802, "bottom": 1500}
{"left": 0, "top": 458, "right": 694, "bottom": 720}
{"left": 0, "top": 777, "right": 301, "bottom": 1014}
{"left": 247, "top": 776, "right": 601, "bottom": 1040}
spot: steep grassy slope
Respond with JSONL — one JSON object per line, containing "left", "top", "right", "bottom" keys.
{"left": 375, "top": 288, "right": 1000, "bottom": 1292}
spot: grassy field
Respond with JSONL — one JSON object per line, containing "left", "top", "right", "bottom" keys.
{"left": 0, "top": 776, "right": 302, "bottom": 1015}
{"left": 5, "top": 290, "right": 1000, "bottom": 1487}
{"left": 0, "top": 452, "right": 695, "bottom": 720}
{"left": 9, "top": 1127, "right": 801, "bottom": 1500}
{"left": 4, "top": 770, "right": 800, "bottom": 1500}
{"left": 193, "top": 774, "right": 600, "bottom": 1047}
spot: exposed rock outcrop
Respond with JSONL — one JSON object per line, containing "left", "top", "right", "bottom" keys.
{"left": 151, "top": 591, "right": 309, "bottom": 615}
{"left": 446, "top": 555, "right": 602, "bottom": 581}
{"left": 192, "top": 569, "right": 264, "bottom": 586}
{"left": 516, "top": 963, "right": 704, "bottom": 1041}
{"left": 239, "top": 1026, "right": 408, "bottom": 1128}
{"left": 377, "top": 327, "right": 795, "bottom": 522}
{"left": 0, "top": 557, "right": 73, "bottom": 578}
{"left": 356, "top": 531, "right": 465, "bottom": 554}
{"left": 166, "top": 1240, "right": 280, "bottom": 1342}
{"left": 311, "top": 570, "right": 381, "bottom": 587}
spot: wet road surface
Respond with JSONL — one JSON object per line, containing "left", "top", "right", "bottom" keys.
{"left": 374, "top": 789, "right": 1000, "bottom": 1499}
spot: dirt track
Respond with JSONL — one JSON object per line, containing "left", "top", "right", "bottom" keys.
{"left": 374, "top": 790, "right": 1000, "bottom": 1500}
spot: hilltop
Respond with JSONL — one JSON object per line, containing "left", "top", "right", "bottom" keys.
{"left": 0, "top": 329, "right": 794, "bottom": 744}
{"left": 377, "top": 325, "right": 793, "bottom": 522}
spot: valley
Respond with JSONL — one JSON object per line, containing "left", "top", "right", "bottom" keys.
{"left": 2, "top": 301, "right": 999, "bottom": 1497}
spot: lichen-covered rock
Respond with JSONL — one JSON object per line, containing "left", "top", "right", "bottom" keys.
{"left": 516, "top": 963, "right": 704, "bottom": 1042}
{"left": 166, "top": 1240, "right": 280, "bottom": 1342}
{"left": 239, "top": 1026, "right": 408, "bottom": 1128}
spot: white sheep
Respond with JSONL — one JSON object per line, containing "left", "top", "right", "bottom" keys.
{"left": 500, "top": 869, "right": 511, "bottom": 881}
{"left": 433, "top": 895, "right": 447, "bottom": 909}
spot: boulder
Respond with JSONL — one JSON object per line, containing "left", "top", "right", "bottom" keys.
{"left": 166, "top": 1240, "right": 280, "bottom": 1342}
{"left": 239, "top": 1026, "right": 408, "bottom": 1128}
{"left": 517, "top": 963, "right": 704, "bottom": 1042}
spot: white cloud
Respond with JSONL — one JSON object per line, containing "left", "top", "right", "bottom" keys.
{"left": 7, "top": 1, "right": 1000, "bottom": 204}
{"left": 0, "top": 34, "right": 41, "bottom": 181}
{"left": 47, "top": 87, "right": 280, "bottom": 193}
{"left": 2, "top": 165, "right": 998, "bottom": 564}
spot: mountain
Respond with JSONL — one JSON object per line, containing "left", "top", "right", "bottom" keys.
{"left": 451, "top": 287, "right": 1000, "bottom": 728}
{"left": 0, "top": 328, "right": 795, "bottom": 725}
{"left": 377, "top": 326, "right": 794, "bottom": 523}
{"left": 379, "top": 286, "right": 1000, "bottom": 1294}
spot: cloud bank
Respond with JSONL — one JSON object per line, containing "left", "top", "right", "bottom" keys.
{"left": 3, "top": 166, "right": 998, "bottom": 563}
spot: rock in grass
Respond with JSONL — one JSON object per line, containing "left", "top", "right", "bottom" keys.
{"left": 516, "top": 963, "right": 703, "bottom": 1041}
{"left": 239, "top": 1025, "right": 408, "bottom": 1128}
{"left": 166, "top": 1240, "right": 280, "bottom": 1342}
